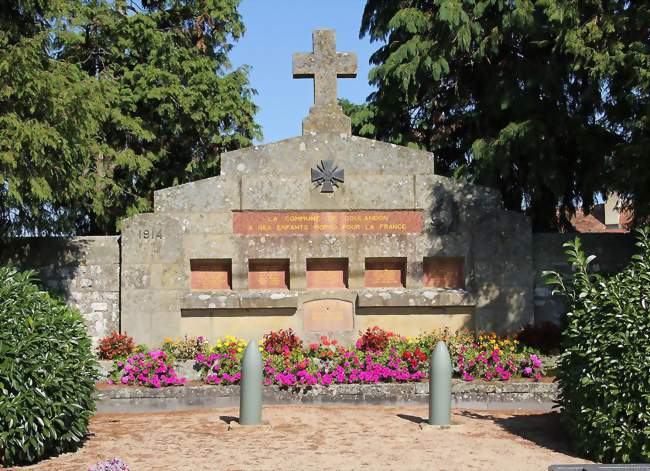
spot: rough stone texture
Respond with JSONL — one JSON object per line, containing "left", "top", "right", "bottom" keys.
{"left": 219, "top": 133, "right": 435, "bottom": 178}
{"left": 292, "top": 29, "right": 357, "bottom": 135}
{"left": 119, "top": 127, "right": 537, "bottom": 346}
{"left": 95, "top": 380, "right": 558, "bottom": 411}
{"left": 532, "top": 233, "right": 637, "bottom": 323}
{"left": 0, "top": 236, "right": 120, "bottom": 345}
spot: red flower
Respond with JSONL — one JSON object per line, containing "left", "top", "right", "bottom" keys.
{"left": 414, "top": 348, "right": 427, "bottom": 361}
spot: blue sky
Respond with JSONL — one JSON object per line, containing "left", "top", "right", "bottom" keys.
{"left": 229, "top": 1, "right": 377, "bottom": 143}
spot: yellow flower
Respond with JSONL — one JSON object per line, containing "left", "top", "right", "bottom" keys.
{"left": 163, "top": 337, "right": 173, "bottom": 343}
{"left": 258, "top": 347, "right": 264, "bottom": 352}
{"left": 237, "top": 347, "right": 243, "bottom": 353}
{"left": 216, "top": 341, "right": 222, "bottom": 348}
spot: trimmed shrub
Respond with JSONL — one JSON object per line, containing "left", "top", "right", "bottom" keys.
{"left": 0, "top": 267, "right": 98, "bottom": 466}
{"left": 546, "top": 229, "right": 650, "bottom": 463}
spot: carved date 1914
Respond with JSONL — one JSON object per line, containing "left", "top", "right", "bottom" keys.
{"left": 138, "top": 229, "right": 163, "bottom": 240}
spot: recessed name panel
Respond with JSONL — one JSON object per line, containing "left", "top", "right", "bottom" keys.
{"left": 233, "top": 211, "right": 422, "bottom": 236}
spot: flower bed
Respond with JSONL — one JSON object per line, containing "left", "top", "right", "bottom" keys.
{"left": 107, "top": 351, "right": 186, "bottom": 388}
{"left": 101, "top": 328, "right": 546, "bottom": 388}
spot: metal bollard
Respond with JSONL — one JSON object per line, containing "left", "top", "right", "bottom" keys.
{"left": 428, "top": 340, "right": 452, "bottom": 426}
{"left": 239, "top": 339, "right": 263, "bottom": 425}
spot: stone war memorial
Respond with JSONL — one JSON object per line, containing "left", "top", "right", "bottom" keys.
{"left": 119, "top": 29, "right": 533, "bottom": 346}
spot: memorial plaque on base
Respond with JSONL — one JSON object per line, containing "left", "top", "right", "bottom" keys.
{"left": 423, "top": 257, "right": 464, "bottom": 289}
{"left": 190, "top": 259, "right": 232, "bottom": 290}
{"left": 303, "top": 299, "right": 353, "bottom": 332}
{"left": 306, "top": 258, "right": 348, "bottom": 288}
{"left": 364, "top": 258, "right": 406, "bottom": 288}
{"left": 248, "top": 259, "right": 290, "bottom": 289}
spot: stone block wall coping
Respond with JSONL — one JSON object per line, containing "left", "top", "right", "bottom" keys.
{"left": 181, "top": 290, "right": 299, "bottom": 310}
{"left": 356, "top": 288, "right": 473, "bottom": 308}
{"left": 95, "top": 379, "right": 558, "bottom": 409}
{"left": 180, "top": 288, "right": 474, "bottom": 311}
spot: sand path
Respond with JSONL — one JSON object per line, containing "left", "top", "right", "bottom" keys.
{"left": 16, "top": 405, "right": 590, "bottom": 471}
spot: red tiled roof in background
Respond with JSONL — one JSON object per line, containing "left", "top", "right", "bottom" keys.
{"left": 566, "top": 205, "right": 632, "bottom": 233}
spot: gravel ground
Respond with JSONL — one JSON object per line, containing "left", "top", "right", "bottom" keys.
{"left": 15, "top": 405, "right": 590, "bottom": 471}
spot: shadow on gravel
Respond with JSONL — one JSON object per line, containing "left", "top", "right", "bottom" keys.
{"left": 458, "top": 410, "right": 575, "bottom": 456}
{"left": 397, "top": 414, "right": 425, "bottom": 424}
{"left": 219, "top": 415, "right": 239, "bottom": 425}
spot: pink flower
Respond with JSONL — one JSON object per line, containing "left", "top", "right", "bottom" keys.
{"left": 530, "top": 354, "right": 542, "bottom": 369}
{"left": 462, "top": 371, "right": 475, "bottom": 381}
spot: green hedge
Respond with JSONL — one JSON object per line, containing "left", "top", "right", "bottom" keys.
{"left": 546, "top": 228, "right": 650, "bottom": 463}
{"left": 0, "top": 267, "right": 98, "bottom": 466}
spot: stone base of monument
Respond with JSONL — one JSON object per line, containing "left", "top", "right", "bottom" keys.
{"left": 418, "top": 422, "right": 456, "bottom": 431}
{"left": 226, "top": 419, "right": 272, "bottom": 432}
{"left": 95, "top": 381, "right": 558, "bottom": 414}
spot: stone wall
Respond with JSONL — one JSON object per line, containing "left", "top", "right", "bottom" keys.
{"left": 120, "top": 132, "right": 534, "bottom": 346}
{"left": 532, "top": 232, "right": 638, "bottom": 324}
{"left": 95, "top": 380, "right": 558, "bottom": 413}
{"left": 0, "top": 229, "right": 638, "bottom": 346}
{"left": 1, "top": 236, "right": 120, "bottom": 345}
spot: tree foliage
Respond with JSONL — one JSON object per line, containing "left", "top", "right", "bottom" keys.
{"left": 356, "top": 0, "right": 649, "bottom": 230}
{"left": 545, "top": 229, "right": 650, "bottom": 462}
{"left": 0, "top": 0, "right": 259, "bottom": 238}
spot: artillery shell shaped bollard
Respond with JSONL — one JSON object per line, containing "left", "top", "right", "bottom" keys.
{"left": 230, "top": 339, "right": 270, "bottom": 431}
{"left": 421, "top": 340, "right": 452, "bottom": 430}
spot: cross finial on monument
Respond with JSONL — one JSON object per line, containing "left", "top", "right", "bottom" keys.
{"left": 293, "top": 29, "right": 357, "bottom": 135}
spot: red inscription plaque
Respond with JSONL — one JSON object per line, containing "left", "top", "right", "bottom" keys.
{"left": 364, "top": 258, "right": 406, "bottom": 288}
{"left": 248, "top": 259, "right": 290, "bottom": 289}
{"left": 190, "top": 259, "right": 232, "bottom": 290}
{"left": 306, "top": 258, "right": 348, "bottom": 288}
{"left": 303, "top": 299, "right": 354, "bottom": 332}
{"left": 233, "top": 211, "right": 422, "bottom": 235}
{"left": 423, "top": 257, "right": 464, "bottom": 289}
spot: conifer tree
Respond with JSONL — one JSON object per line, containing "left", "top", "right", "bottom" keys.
{"left": 355, "top": 0, "right": 649, "bottom": 230}
{"left": 0, "top": 0, "right": 259, "bottom": 238}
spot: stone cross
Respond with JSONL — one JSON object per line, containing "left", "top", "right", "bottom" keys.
{"left": 293, "top": 30, "right": 357, "bottom": 135}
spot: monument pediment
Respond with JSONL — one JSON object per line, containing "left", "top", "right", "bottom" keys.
{"left": 220, "top": 133, "right": 435, "bottom": 177}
